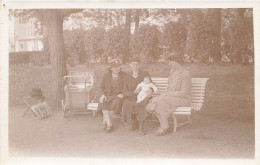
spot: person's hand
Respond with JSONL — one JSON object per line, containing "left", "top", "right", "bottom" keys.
{"left": 146, "top": 88, "right": 153, "bottom": 98}
{"left": 99, "top": 94, "right": 106, "bottom": 103}
{"left": 160, "top": 93, "right": 167, "bottom": 97}
{"left": 134, "top": 90, "right": 139, "bottom": 94}
{"left": 117, "top": 93, "right": 124, "bottom": 98}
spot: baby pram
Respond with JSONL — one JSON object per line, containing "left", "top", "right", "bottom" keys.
{"left": 61, "top": 71, "right": 98, "bottom": 117}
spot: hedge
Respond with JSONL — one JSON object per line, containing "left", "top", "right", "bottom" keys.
{"left": 9, "top": 51, "right": 50, "bottom": 66}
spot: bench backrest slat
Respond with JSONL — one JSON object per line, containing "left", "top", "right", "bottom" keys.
{"left": 151, "top": 77, "right": 209, "bottom": 111}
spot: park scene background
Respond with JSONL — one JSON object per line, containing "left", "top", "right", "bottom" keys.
{"left": 8, "top": 9, "right": 254, "bottom": 158}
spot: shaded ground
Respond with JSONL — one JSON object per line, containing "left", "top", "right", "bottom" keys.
{"left": 9, "top": 106, "right": 254, "bottom": 158}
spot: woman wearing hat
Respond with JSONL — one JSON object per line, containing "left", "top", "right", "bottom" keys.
{"left": 122, "top": 57, "right": 152, "bottom": 135}
{"left": 97, "top": 57, "right": 125, "bottom": 132}
{"left": 153, "top": 55, "right": 192, "bottom": 136}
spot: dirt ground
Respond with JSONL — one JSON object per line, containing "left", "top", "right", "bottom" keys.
{"left": 9, "top": 105, "right": 254, "bottom": 159}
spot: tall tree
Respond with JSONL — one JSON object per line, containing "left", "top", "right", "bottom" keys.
{"left": 221, "top": 8, "right": 253, "bottom": 63}
{"left": 124, "top": 9, "right": 132, "bottom": 62}
{"left": 235, "top": 8, "right": 247, "bottom": 63}
{"left": 183, "top": 10, "right": 202, "bottom": 62}
{"left": 177, "top": 9, "right": 222, "bottom": 63}
{"left": 42, "top": 10, "right": 67, "bottom": 105}
{"left": 208, "top": 9, "right": 221, "bottom": 62}
{"left": 134, "top": 9, "right": 140, "bottom": 31}
{"left": 133, "top": 9, "right": 150, "bottom": 32}
{"left": 199, "top": 9, "right": 221, "bottom": 63}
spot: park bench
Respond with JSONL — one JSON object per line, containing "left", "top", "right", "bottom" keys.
{"left": 86, "top": 77, "right": 209, "bottom": 133}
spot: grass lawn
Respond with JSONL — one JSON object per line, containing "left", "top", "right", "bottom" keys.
{"left": 8, "top": 62, "right": 255, "bottom": 158}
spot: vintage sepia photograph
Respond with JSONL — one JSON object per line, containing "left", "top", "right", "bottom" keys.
{"left": 2, "top": 3, "right": 257, "bottom": 163}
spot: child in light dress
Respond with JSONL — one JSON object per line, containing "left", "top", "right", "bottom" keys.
{"left": 134, "top": 76, "right": 158, "bottom": 103}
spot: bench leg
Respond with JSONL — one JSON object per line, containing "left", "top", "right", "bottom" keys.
{"left": 172, "top": 114, "right": 192, "bottom": 133}
{"left": 187, "top": 115, "right": 192, "bottom": 124}
{"left": 172, "top": 114, "right": 177, "bottom": 133}
{"left": 93, "top": 110, "right": 97, "bottom": 117}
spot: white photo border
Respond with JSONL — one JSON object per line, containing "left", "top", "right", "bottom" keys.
{"left": 1, "top": 1, "right": 259, "bottom": 165}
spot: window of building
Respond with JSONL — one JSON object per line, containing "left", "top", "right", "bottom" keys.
{"left": 19, "top": 42, "right": 24, "bottom": 51}
{"left": 27, "top": 41, "right": 34, "bottom": 51}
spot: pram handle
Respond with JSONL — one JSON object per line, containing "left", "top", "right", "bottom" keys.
{"left": 64, "top": 75, "right": 93, "bottom": 83}
{"left": 64, "top": 75, "right": 91, "bottom": 80}
{"left": 63, "top": 75, "right": 94, "bottom": 88}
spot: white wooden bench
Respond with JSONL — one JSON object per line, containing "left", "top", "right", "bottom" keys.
{"left": 151, "top": 77, "right": 209, "bottom": 132}
{"left": 84, "top": 77, "right": 209, "bottom": 132}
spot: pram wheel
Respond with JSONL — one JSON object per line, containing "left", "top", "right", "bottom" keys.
{"left": 63, "top": 108, "right": 70, "bottom": 118}
{"left": 61, "top": 100, "right": 69, "bottom": 118}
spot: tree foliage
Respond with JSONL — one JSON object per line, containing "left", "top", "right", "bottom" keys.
{"left": 61, "top": 8, "right": 255, "bottom": 64}
{"left": 11, "top": 8, "right": 255, "bottom": 69}
{"left": 221, "top": 9, "right": 254, "bottom": 63}
{"left": 84, "top": 27, "right": 106, "bottom": 62}
{"left": 161, "top": 20, "right": 187, "bottom": 58}
{"left": 102, "top": 26, "right": 129, "bottom": 62}
{"left": 63, "top": 29, "right": 86, "bottom": 66}
{"left": 130, "top": 24, "right": 161, "bottom": 63}
{"left": 197, "top": 9, "right": 221, "bottom": 63}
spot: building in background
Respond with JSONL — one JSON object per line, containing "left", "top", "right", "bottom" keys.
{"left": 9, "top": 17, "right": 44, "bottom": 52}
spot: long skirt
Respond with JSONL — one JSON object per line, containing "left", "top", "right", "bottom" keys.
{"left": 99, "top": 95, "right": 124, "bottom": 114}
{"left": 155, "top": 95, "right": 191, "bottom": 118}
{"left": 122, "top": 97, "right": 151, "bottom": 123}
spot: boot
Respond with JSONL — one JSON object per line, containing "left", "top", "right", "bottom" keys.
{"left": 102, "top": 110, "right": 112, "bottom": 132}
{"left": 139, "top": 121, "right": 145, "bottom": 135}
{"left": 121, "top": 117, "right": 127, "bottom": 127}
{"left": 131, "top": 114, "right": 139, "bottom": 131}
{"left": 106, "top": 125, "right": 113, "bottom": 133}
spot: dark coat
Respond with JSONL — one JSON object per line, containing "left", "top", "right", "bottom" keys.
{"left": 97, "top": 70, "right": 125, "bottom": 98}
{"left": 122, "top": 70, "right": 150, "bottom": 100}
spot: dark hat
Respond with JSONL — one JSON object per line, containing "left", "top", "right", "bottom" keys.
{"left": 166, "top": 54, "right": 184, "bottom": 64}
{"left": 108, "top": 56, "right": 121, "bottom": 67}
{"left": 129, "top": 57, "right": 140, "bottom": 63}
{"left": 30, "top": 88, "right": 44, "bottom": 99}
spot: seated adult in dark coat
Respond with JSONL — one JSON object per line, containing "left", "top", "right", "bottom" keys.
{"left": 97, "top": 57, "right": 125, "bottom": 133}
{"left": 122, "top": 57, "right": 152, "bottom": 135}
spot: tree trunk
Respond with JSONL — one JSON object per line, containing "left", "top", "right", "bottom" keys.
{"left": 124, "top": 9, "right": 132, "bottom": 63}
{"left": 116, "top": 10, "right": 120, "bottom": 25}
{"left": 212, "top": 9, "right": 221, "bottom": 62}
{"left": 42, "top": 10, "right": 67, "bottom": 107}
{"left": 184, "top": 10, "right": 200, "bottom": 62}
{"left": 237, "top": 8, "right": 246, "bottom": 63}
{"left": 125, "top": 9, "right": 132, "bottom": 35}
{"left": 185, "top": 22, "right": 197, "bottom": 62}
{"left": 134, "top": 9, "right": 140, "bottom": 32}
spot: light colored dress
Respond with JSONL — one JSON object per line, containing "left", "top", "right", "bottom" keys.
{"left": 135, "top": 82, "right": 158, "bottom": 103}
{"left": 155, "top": 67, "right": 192, "bottom": 118}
